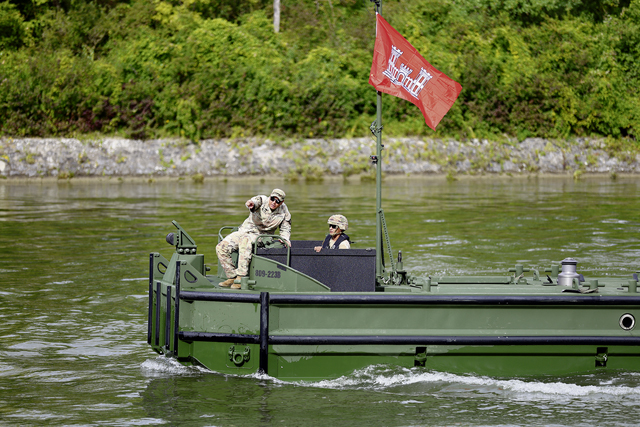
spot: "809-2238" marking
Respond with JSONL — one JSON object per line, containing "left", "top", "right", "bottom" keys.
{"left": 255, "top": 270, "right": 281, "bottom": 278}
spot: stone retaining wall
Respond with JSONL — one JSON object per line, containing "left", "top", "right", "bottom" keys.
{"left": 1, "top": 137, "right": 638, "bottom": 178}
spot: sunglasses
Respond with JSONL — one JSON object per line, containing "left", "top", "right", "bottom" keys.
{"left": 270, "top": 196, "right": 282, "bottom": 204}
{"left": 329, "top": 224, "right": 339, "bottom": 229}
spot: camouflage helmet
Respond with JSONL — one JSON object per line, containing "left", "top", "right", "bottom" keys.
{"left": 327, "top": 214, "right": 348, "bottom": 231}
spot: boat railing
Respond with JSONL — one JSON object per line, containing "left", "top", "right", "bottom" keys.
{"left": 253, "top": 234, "right": 291, "bottom": 266}
{"left": 217, "top": 225, "right": 238, "bottom": 241}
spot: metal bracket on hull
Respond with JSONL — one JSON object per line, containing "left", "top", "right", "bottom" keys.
{"left": 168, "top": 220, "right": 197, "bottom": 254}
{"left": 228, "top": 345, "right": 251, "bottom": 366}
{"left": 415, "top": 347, "right": 427, "bottom": 367}
{"left": 595, "top": 347, "right": 608, "bottom": 367}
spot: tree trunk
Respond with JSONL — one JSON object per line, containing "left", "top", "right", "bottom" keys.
{"left": 274, "top": 0, "right": 280, "bottom": 33}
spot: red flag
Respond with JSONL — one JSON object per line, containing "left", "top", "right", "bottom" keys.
{"left": 369, "top": 14, "right": 462, "bottom": 131}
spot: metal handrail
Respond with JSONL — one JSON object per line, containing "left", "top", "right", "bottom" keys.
{"left": 217, "top": 226, "right": 238, "bottom": 242}
{"left": 253, "top": 234, "right": 291, "bottom": 267}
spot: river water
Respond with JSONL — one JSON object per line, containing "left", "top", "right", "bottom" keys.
{"left": 2, "top": 176, "right": 640, "bottom": 426}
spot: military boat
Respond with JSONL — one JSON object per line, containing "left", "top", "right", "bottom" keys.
{"left": 147, "top": 220, "right": 640, "bottom": 380}
{"left": 146, "top": 2, "right": 640, "bottom": 381}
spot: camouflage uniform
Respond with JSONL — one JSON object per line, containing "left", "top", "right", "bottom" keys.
{"left": 216, "top": 194, "right": 291, "bottom": 278}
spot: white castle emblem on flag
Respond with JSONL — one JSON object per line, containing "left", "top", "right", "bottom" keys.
{"left": 383, "top": 45, "right": 433, "bottom": 98}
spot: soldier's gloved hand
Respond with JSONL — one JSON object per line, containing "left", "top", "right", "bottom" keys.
{"left": 261, "top": 238, "right": 286, "bottom": 249}
{"left": 279, "top": 238, "right": 291, "bottom": 248}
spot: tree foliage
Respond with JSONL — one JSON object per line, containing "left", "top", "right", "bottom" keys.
{"left": 0, "top": 0, "right": 638, "bottom": 141}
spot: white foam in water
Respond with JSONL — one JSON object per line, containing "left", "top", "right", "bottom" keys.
{"left": 247, "top": 370, "right": 284, "bottom": 383}
{"left": 142, "top": 360, "right": 640, "bottom": 400}
{"left": 140, "top": 356, "right": 209, "bottom": 376}
{"left": 295, "top": 365, "right": 640, "bottom": 399}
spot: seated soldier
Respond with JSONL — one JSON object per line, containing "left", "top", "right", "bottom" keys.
{"left": 216, "top": 189, "right": 291, "bottom": 288}
{"left": 314, "top": 215, "right": 350, "bottom": 252}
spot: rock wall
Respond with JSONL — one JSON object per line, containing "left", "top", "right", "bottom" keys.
{"left": 1, "top": 137, "right": 638, "bottom": 178}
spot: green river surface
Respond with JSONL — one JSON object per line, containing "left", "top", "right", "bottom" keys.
{"left": 2, "top": 175, "right": 640, "bottom": 426}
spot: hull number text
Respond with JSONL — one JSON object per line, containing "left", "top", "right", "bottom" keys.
{"left": 255, "top": 270, "right": 281, "bottom": 278}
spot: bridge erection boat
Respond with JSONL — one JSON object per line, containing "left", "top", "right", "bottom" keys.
{"left": 145, "top": 1, "right": 640, "bottom": 381}
{"left": 147, "top": 219, "right": 640, "bottom": 380}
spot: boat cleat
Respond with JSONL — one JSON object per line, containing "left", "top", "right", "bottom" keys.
{"left": 509, "top": 264, "right": 530, "bottom": 284}
{"left": 622, "top": 279, "right": 639, "bottom": 293}
{"left": 588, "top": 279, "right": 602, "bottom": 291}
{"left": 231, "top": 276, "right": 255, "bottom": 290}
{"left": 544, "top": 264, "right": 561, "bottom": 282}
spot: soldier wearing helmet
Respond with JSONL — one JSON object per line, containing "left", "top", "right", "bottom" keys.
{"left": 217, "top": 189, "right": 291, "bottom": 288}
{"left": 314, "top": 214, "right": 350, "bottom": 252}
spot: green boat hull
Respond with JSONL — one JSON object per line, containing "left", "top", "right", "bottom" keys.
{"left": 147, "top": 229, "right": 640, "bottom": 380}
{"left": 165, "top": 341, "right": 640, "bottom": 380}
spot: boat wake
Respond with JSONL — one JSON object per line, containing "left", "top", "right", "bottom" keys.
{"left": 140, "top": 356, "right": 209, "bottom": 377}
{"left": 142, "top": 354, "right": 640, "bottom": 401}
{"left": 293, "top": 365, "right": 640, "bottom": 400}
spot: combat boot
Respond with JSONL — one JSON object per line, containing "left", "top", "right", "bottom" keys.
{"left": 220, "top": 277, "right": 236, "bottom": 287}
{"left": 231, "top": 276, "right": 244, "bottom": 289}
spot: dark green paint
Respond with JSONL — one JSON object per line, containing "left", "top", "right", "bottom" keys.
{"left": 149, "top": 220, "right": 640, "bottom": 380}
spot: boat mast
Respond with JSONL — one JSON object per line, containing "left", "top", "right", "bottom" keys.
{"left": 372, "top": 0, "right": 384, "bottom": 282}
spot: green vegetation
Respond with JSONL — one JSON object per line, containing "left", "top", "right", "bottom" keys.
{"left": 0, "top": 0, "right": 638, "bottom": 143}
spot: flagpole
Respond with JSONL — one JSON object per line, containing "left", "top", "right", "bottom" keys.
{"left": 372, "top": 0, "right": 384, "bottom": 283}
{"left": 368, "top": 2, "right": 462, "bottom": 285}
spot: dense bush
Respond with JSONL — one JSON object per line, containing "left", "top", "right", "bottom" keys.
{"left": 0, "top": 0, "right": 638, "bottom": 141}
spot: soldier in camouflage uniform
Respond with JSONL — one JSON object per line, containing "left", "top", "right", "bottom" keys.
{"left": 216, "top": 189, "right": 291, "bottom": 288}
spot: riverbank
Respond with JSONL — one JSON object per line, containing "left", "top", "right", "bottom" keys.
{"left": 1, "top": 137, "right": 638, "bottom": 179}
